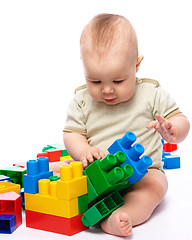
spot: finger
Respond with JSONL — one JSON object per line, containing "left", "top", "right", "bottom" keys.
{"left": 155, "top": 114, "right": 165, "bottom": 125}
{"left": 164, "top": 120, "right": 173, "bottom": 130}
{"left": 146, "top": 121, "right": 158, "bottom": 129}
{"left": 168, "top": 127, "right": 176, "bottom": 135}
{"left": 86, "top": 153, "right": 94, "bottom": 163}
{"left": 65, "top": 159, "right": 74, "bottom": 164}
{"left": 170, "top": 135, "right": 177, "bottom": 142}
{"left": 81, "top": 157, "right": 88, "bottom": 168}
{"left": 99, "top": 150, "right": 105, "bottom": 159}
{"left": 53, "top": 173, "right": 60, "bottom": 177}
{"left": 92, "top": 150, "right": 102, "bottom": 160}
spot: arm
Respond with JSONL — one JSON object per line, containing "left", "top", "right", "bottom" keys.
{"left": 63, "top": 132, "right": 105, "bottom": 167}
{"left": 146, "top": 113, "right": 190, "bottom": 144}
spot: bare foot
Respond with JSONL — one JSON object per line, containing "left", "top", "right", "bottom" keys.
{"left": 101, "top": 211, "right": 132, "bottom": 237}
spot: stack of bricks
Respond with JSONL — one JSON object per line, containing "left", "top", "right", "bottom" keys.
{"left": 24, "top": 157, "right": 88, "bottom": 236}
{"left": 108, "top": 131, "right": 153, "bottom": 184}
{"left": 0, "top": 166, "right": 27, "bottom": 188}
{"left": 37, "top": 143, "right": 72, "bottom": 162}
{"left": 0, "top": 191, "right": 22, "bottom": 234}
{"left": 162, "top": 141, "right": 180, "bottom": 169}
{"left": 0, "top": 171, "right": 22, "bottom": 234}
{"left": 81, "top": 132, "right": 153, "bottom": 227}
{"left": 82, "top": 151, "right": 134, "bottom": 227}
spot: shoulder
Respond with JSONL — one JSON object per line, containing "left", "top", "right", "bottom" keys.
{"left": 72, "top": 84, "right": 91, "bottom": 107}
{"left": 74, "top": 84, "right": 87, "bottom": 94}
{"left": 135, "top": 78, "right": 160, "bottom": 99}
{"left": 136, "top": 77, "right": 160, "bottom": 87}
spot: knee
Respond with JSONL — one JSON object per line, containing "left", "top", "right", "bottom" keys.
{"left": 137, "top": 169, "right": 168, "bottom": 203}
{"left": 148, "top": 170, "right": 168, "bottom": 203}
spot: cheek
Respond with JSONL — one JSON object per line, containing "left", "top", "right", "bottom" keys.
{"left": 119, "top": 84, "right": 135, "bottom": 100}
{"left": 87, "top": 86, "right": 101, "bottom": 100}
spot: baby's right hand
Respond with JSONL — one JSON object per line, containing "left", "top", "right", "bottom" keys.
{"left": 80, "top": 146, "right": 105, "bottom": 168}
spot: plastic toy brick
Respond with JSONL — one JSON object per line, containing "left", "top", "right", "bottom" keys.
{"left": 78, "top": 194, "right": 88, "bottom": 214}
{"left": 36, "top": 152, "right": 49, "bottom": 159}
{"left": 42, "top": 143, "right": 65, "bottom": 151}
{"left": 0, "top": 191, "right": 22, "bottom": 227}
{"left": 13, "top": 162, "right": 26, "bottom": 168}
{"left": 83, "top": 171, "right": 99, "bottom": 204}
{"left": 57, "top": 162, "right": 87, "bottom": 200}
{"left": 25, "top": 179, "right": 79, "bottom": 218}
{"left": 42, "top": 146, "right": 55, "bottom": 152}
{"left": 37, "top": 149, "right": 62, "bottom": 162}
{"left": 60, "top": 156, "right": 72, "bottom": 161}
{"left": 25, "top": 210, "right": 88, "bottom": 236}
{"left": 0, "top": 181, "right": 20, "bottom": 195}
{"left": 0, "top": 214, "right": 16, "bottom": 234}
{"left": 82, "top": 191, "right": 125, "bottom": 227}
{"left": 49, "top": 175, "right": 60, "bottom": 181}
{"left": 162, "top": 155, "right": 180, "bottom": 169}
{"left": 0, "top": 175, "right": 11, "bottom": 182}
{"left": 108, "top": 132, "right": 153, "bottom": 184}
{"left": 163, "top": 142, "right": 177, "bottom": 152}
{"left": 42, "top": 143, "right": 69, "bottom": 156}
{"left": 0, "top": 166, "right": 27, "bottom": 188}
{"left": 23, "top": 157, "right": 53, "bottom": 194}
{"left": 46, "top": 149, "right": 62, "bottom": 162}
{"left": 84, "top": 151, "right": 134, "bottom": 196}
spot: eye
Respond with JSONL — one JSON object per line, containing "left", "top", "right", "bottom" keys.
{"left": 92, "top": 81, "right": 101, "bottom": 84}
{"left": 113, "top": 80, "right": 124, "bottom": 84}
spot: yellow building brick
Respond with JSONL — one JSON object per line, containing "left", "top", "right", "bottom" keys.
{"left": 56, "top": 162, "right": 87, "bottom": 200}
{"left": 25, "top": 179, "right": 79, "bottom": 218}
{"left": 0, "top": 181, "right": 20, "bottom": 195}
{"left": 60, "top": 156, "right": 72, "bottom": 161}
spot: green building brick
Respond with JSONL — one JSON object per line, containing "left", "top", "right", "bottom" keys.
{"left": 78, "top": 194, "right": 88, "bottom": 214}
{"left": 83, "top": 171, "right": 99, "bottom": 204}
{"left": 42, "top": 143, "right": 69, "bottom": 156}
{"left": 0, "top": 166, "right": 27, "bottom": 188}
{"left": 84, "top": 151, "right": 133, "bottom": 196}
{"left": 81, "top": 191, "right": 125, "bottom": 227}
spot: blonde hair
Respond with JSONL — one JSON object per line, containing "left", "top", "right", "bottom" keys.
{"left": 80, "top": 13, "right": 138, "bottom": 58}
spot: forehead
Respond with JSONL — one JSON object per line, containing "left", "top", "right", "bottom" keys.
{"left": 82, "top": 50, "right": 135, "bottom": 79}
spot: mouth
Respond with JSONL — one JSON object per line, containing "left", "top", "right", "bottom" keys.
{"left": 104, "top": 98, "right": 117, "bottom": 103}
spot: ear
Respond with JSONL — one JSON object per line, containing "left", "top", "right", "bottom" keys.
{"left": 136, "top": 55, "right": 144, "bottom": 72}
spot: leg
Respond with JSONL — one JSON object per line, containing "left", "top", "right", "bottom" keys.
{"left": 101, "top": 168, "right": 168, "bottom": 237}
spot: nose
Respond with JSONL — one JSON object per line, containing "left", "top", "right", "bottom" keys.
{"left": 101, "top": 85, "right": 114, "bottom": 94}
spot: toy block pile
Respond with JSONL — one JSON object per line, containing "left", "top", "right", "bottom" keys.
{"left": 81, "top": 132, "right": 153, "bottom": 227}
{"left": 0, "top": 191, "right": 22, "bottom": 233}
{"left": 162, "top": 140, "right": 180, "bottom": 169}
{"left": 0, "top": 166, "right": 26, "bottom": 188}
{"left": 24, "top": 157, "right": 88, "bottom": 236}
{"left": 37, "top": 143, "right": 72, "bottom": 162}
{"left": 0, "top": 132, "right": 154, "bottom": 235}
{"left": 0, "top": 166, "right": 24, "bottom": 234}
{"left": 82, "top": 151, "right": 133, "bottom": 227}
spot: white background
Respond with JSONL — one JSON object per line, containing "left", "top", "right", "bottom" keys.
{"left": 0, "top": 0, "right": 192, "bottom": 239}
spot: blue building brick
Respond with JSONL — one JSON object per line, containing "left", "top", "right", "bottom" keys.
{"left": 108, "top": 132, "right": 152, "bottom": 184}
{"left": 23, "top": 157, "right": 53, "bottom": 194}
{"left": 0, "top": 214, "right": 16, "bottom": 234}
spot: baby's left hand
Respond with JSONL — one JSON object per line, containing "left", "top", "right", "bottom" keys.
{"left": 146, "top": 114, "right": 176, "bottom": 143}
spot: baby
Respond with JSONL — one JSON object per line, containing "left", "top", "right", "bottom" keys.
{"left": 62, "top": 14, "right": 190, "bottom": 237}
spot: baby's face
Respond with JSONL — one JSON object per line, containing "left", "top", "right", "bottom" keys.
{"left": 82, "top": 49, "right": 138, "bottom": 105}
